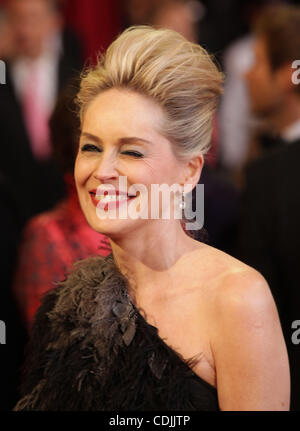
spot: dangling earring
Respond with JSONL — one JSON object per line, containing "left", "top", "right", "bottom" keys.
{"left": 179, "top": 190, "right": 186, "bottom": 209}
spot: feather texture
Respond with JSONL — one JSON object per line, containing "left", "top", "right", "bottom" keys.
{"left": 14, "top": 254, "right": 219, "bottom": 411}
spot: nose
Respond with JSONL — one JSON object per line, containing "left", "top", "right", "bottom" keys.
{"left": 93, "top": 151, "right": 119, "bottom": 183}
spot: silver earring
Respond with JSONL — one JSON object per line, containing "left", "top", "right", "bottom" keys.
{"left": 179, "top": 191, "right": 185, "bottom": 209}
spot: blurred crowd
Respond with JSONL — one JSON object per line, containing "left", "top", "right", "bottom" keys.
{"left": 0, "top": 0, "right": 300, "bottom": 411}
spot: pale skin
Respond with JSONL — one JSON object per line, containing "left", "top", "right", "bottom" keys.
{"left": 74, "top": 88, "right": 290, "bottom": 410}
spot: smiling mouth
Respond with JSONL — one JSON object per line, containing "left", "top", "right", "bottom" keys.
{"left": 89, "top": 192, "right": 138, "bottom": 202}
{"left": 89, "top": 191, "right": 139, "bottom": 210}
{"left": 93, "top": 194, "right": 136, "bottom": 202}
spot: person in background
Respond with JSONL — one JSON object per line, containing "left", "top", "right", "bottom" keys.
{"left": 218, "top": 30, "right": 255, "bottom": 176}
{"left": 0, "top": 0, "right": 82, "bottom": 228}
{"left": 12, "top": 83, "right": 111, "bottom": 332}
{"left": 0, "top": 4, "right": 13, "bottom": 58}
{"left": 0, "top": 171, "right": 26, "bottom": 410}
{"left": 150, "top": 0, "right": 199, "bottom": 43}
{"left": 219, "top": 0, "right": 290, "bottom": 184}
{"left": 122, "top": 0, "right": 161, "bottom": 27}
{"left": 237, "top": 5, "right": 300, "bottom": 410}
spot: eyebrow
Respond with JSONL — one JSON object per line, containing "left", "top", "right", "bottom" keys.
{"left": 81, "top": 132, "right": 151, "bottom": 145}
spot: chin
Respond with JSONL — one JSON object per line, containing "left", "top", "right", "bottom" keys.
{"left": 87, "top": 211, "right": 143, "bottom": 239}
{"left": 250, "top": 99, "right": 279, "bottom": 119}
{"left": 80, "top": 193, "right": 151, "bottom": 238}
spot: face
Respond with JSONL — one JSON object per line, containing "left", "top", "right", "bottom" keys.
{"left": 74, "top": 88, "right": 190, "bottom": 239}
{"left": 245, "top": 37, "right": 284, "bottom": 117}
{"left": 7, "top": 0, "right": 60, "bottom": 58}
{"left": 153, "top": 3, "right": 197, "bottom": 43}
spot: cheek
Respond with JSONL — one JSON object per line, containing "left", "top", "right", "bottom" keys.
{"left": 126, "top": 161, "right": 156, "bottom": 186}
{"left": 259, "top": 75, "right": 279, "bottom": 104}
{"left": 138, "top": 155, "right": 180, "bottom": 185}
{"left": 74, "top": 155, "right": 90, "bottom": 188}
{"left": 248, "top": 68, "right": 273, "bottom": 102}
{"left": 73, "top": 156, "right": 81, "bottom": 185}
{"left": 248, "top": 67, "right": 264, "bottom": 90}
{"left": 256, "top": 64, "right": 274, "bottom": 90}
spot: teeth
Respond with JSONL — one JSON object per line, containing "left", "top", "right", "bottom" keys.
{"left": 95, "top": 194, "right": 132, "bottom": 202}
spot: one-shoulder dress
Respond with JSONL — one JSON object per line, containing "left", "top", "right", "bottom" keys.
{"left": 14, "top": 254, "right": 219, "bottom": 411}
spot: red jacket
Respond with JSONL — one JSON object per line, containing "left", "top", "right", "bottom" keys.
{"left": 13, "top": 173, "right": 111, "bottom": 331}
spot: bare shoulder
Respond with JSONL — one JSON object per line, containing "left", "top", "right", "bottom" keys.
{"left": 203, "top": 243, "right": 274, "bottom": 310}
{"left": 185, "top": 242, "right": 275, "bottom": 315}
{"left": 184, "top": 243, "right": 290, "bottom": 410}
{"left": 213, "top": 268, "right": 278, "bottom": 330}
{"left": 193, "top": 244, "right": 283, "bottom": 347}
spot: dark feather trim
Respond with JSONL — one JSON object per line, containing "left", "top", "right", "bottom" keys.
{"left": 14, "top": 254, "right": 219, "bottom": 411}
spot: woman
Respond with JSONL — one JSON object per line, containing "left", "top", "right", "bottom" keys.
{"left": 14, "top": 26, "right": 290, "bottom": 411}
{"left": 12, "top": 84, "right": 111, "bottom": 332}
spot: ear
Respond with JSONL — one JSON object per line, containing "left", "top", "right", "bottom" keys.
{"left": 180, "top": 154, "right": 204, "bottom": 191}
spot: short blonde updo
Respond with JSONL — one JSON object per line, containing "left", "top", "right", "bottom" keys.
{"left": 76, "top": 25, "right": 223, "bottom": 159}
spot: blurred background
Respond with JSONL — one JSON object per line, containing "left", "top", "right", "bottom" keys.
{"left": 0, "top": 0, "right": 300, "bottom": 411}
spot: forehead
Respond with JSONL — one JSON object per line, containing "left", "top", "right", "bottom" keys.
{"left": 82, "top": 89, "right": 166, "bottom": 139}
{"left": 8, "top": 0, "right": 52, "bottom": 16}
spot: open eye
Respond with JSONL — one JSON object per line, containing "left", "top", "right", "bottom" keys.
{"left": 81, "top": 144, "right": 101, "bottom": 152}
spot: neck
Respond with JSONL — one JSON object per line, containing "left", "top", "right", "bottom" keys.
{"left": 108, "top": 220, "right": 199, "bottom": 295}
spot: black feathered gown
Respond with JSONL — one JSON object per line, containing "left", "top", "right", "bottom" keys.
{"left": 14, "top": 254, "right": 219, "bottom": 411}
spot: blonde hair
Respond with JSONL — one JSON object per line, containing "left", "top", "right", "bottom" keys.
{"left": 76, "top": 25, "right": 223, "bottom": 159}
